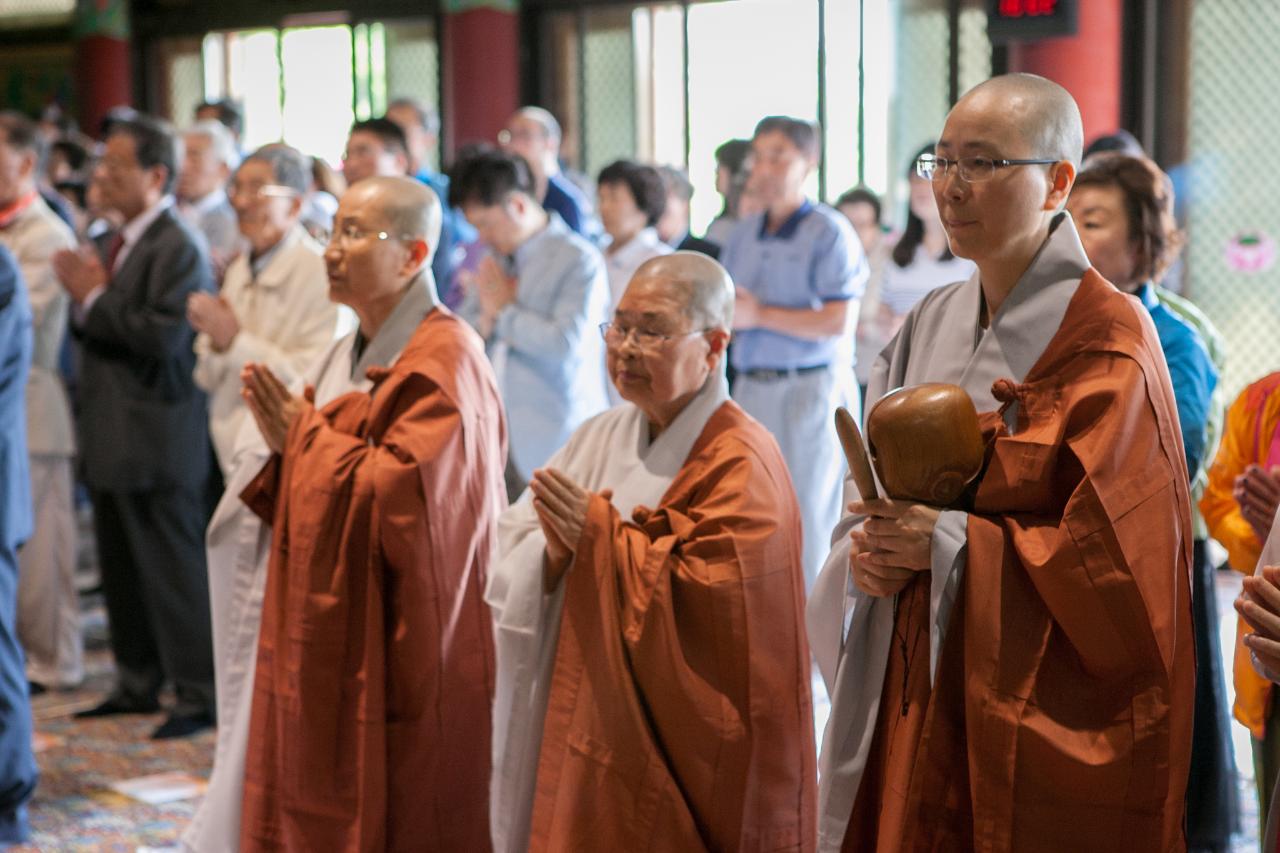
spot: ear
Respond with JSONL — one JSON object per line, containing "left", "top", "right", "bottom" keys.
{"left": 401, "top": 238, "right": 431, "bottom": 275}
{"left": 705, "top": 328, "right": 730, "bottom": 356}
{"left": 1044, "top": 160, "right": 1076, "bottom": 211}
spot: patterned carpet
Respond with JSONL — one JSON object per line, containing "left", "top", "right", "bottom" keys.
{"left": 10, "top": 599, "right": 213, "bottom": 851}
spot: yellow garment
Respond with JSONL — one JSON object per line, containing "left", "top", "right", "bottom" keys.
{"left": 1199, "top": 370, "right": 1280, "bottom": 739}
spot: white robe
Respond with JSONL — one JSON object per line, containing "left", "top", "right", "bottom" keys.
{"left": 182, "top": 275, "right": 438, "bottom": 853}
{"left": 806, "top": 214, "right": 1093, "bottom": 851}
{"left": 486, "top": 370, "right": 728, "bottom": 853}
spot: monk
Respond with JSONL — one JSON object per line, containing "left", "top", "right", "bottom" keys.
{"left": 237, "top": 176, "right": 506, "bottom": 851}
{"left": 1236, "top": 517, "right": 1280, "bottom": 849}
{"left": 808, "top": 73, "right": 1194, "bottom": 852}
{"left": 487, "top": 252, "right": 816, "bottom": 852}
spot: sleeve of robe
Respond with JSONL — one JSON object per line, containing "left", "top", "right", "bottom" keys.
{"left": 540, "top": 432, "right": 815, "bottom": 851}
{"left": 1200, "top": 384, "right": 1268, "bottom": 572}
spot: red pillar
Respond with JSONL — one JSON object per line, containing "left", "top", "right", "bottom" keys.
{"left": 72, "top": 0, "right": 133, "bottom": 135}
{"left": 1006, "top": 0, "right": 1123, "bottom": 146}
{"left": 441, "top": 0, "right": 521, "bottom": 160}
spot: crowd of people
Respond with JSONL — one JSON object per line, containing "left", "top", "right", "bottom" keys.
{"left": 0, "top": 70, "right": 1275, "bottom": 851}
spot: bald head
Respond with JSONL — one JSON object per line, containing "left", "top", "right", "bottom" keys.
{"left": 957, "top": 73, "right": 1083, "bottom": 167}
{"left": 350, "top": 175, "right": 443, "bottom": 263}
{"left": 629, "top": 251, "right": 735, "bottom": 330}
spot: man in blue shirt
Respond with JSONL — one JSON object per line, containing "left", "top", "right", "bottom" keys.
{"left": 450, "top": 148, "right": 609, "bottom": 499}
{"left": 343, "top": 116, "right": 459, "bottom": 300}
{"left": 499, "top": 107, "right": 600, "bottom": 242}
{"left": 720, "top": 116, "right": 866, "bottom": 588}
{"left": 0, "top": 244, "right": 36, "bottom": 843}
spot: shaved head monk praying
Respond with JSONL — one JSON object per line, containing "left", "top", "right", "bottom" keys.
{"left": 808, "top": 74, "right": 1195, "bottom": 851}
{"left": 486, "top": 251, "right": 816, "bottom": 852}
{"left": 236, "top": 176, "right": 507, "bottom": 850}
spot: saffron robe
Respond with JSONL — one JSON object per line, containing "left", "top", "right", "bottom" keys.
{"left": 183, "top": 275, "right": 434, "bottom": 853}
{"left": 239, "top": 290, "right": 507, "bottom": 851}
{"left": 506, "top": 381, "right": 816, "bottom": 851}
{"left": 489, "top": 371, "right": 728, "bottom": 851}
{"left": 809, "top": 214, "right": 1194, "bottom": 852}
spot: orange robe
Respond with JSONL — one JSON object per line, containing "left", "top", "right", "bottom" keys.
{"left": 1198, "top": 372, "right": 1280, "bottom": 738}
{"left": 847, "top": 270, "right": 1195, "bottom": 851}
{"left": 529, "top": 401, "right": 817, "bottom": 852}
{"left": 239, "top": 309, "right": 506, "bottom": 851}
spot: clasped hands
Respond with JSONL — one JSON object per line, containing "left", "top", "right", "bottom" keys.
{"left": 848, "top": 499, "right": 941, "bottom": 597}
{"left": 1235, "top": 464, "right": 1280, "bottom": 543}
{"left": 458, "top": 256, "right": 516, "bottom": 337}
{"left": 529, "top": 468, "right": 611, "bottom": 592}
{"left": 51, "top": 244, "right": 107, "bottom": 304}
{"left": 187, "top": 292, "right": 241, "bottom": 351}
{"left": 241, "top": 363, "right": 310, "bottom": 455}
{"left": 1237, "top": 565, "right": 1280, "bottom": 683}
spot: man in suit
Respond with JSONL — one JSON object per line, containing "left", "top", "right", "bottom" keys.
{"left": 52, "top": 115, "right": 216, "bottom": 739}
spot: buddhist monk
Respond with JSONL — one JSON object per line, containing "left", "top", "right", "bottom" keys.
{"left": 1236, "top": 516, "right": 1280, "bottom": 849}
{"left": 808, "top": 73, "right": 1194, "bottom": 852}
{"left": 236, "top": 175, "right": 506, "bottom": 851}
{"left": 487, "top": 251, "right": 816, "bottom": 852}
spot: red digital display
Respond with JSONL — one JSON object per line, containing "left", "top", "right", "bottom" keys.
{"left": 988, "top": 0, "right": 1075, "bottom": 41}
{"left": 997, "top": 0, "right": 1059, "bottom": 16}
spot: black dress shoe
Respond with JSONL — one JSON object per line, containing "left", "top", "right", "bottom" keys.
{"left": 74, "top": 696, "right": 160, "bottom": 719}
{"left": 151, "top": 711, "right": 215, "bottom": 740}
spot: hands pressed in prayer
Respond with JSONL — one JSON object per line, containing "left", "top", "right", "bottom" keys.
{"left": 847, "top": 498, "right": 941, "bottom": 597}
{"left": 51, "top": 244, "right": 107, "bottom": 304}
{"left": 187, "top": 292, "right": 241, "bottom": 351}
{"left": 475, "top": 256, "right": 517, "bottom": 323}
{"left": 1237, "top": 565, "right": 1280, "bottom": 683}
{"left": 1235, "top": 464, "right": 1280, "bottom": 543}
{"left": 241, "top": 362, "right": 310, "bottom": 455}
{"left": 530, "top": 467, "right": 611, "bottom": 592}
{"left": 732, "top": 289, "right": 761, "bottom": 330}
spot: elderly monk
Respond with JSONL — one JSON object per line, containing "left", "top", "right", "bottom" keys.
{"left": 487, "top": 251, "right": 816, "bottom": 853}
{"left": 808, "top": 73, "right": 1194, "bottom": 852}
{"left": 235, "top": 175, "right": 506, "bottom": 851}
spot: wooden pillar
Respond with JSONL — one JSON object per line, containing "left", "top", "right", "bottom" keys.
{"left": 1006, "top": 0, "right": 1124, "bottom": 145}
{"left": 73, "top": 0, "right": 132, "bottom": 135}
{"left": 441, "top": 0, "right": 521, "bottom": 160}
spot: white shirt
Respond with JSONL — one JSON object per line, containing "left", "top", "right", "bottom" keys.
{"left": 879, "top": 244, "right": 975, "bottom": 317}
{"left": 603, "top": 226, "right": 672, "bottom": 312}
{"left": 193, "top": 225, "right": 341, "bottom": 475}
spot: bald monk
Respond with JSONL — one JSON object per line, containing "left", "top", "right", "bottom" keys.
{"left": 236, "top": 176, "right": 506, "bottom": 851}
{"left": 487, "top": 252, "right": 816, "bottom": 852}
{"left": 808, "top": 73, "right": 1194, "bottom": 852}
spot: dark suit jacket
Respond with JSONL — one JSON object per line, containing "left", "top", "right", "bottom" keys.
{"left": 676, "top": 232, "right": 721, "bottom": 260}
{"left": 74, "top": 206, "right": 214, "bottom": 492}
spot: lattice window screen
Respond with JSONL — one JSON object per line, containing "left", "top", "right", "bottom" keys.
{"left": 582, "top": 7, "right": 638, "bottom": 182}
{"left": 957, "top": 3, "right": 991, "bottom": 97}
{"left": 385, "top": 21, "right": 440, "bottom": 119}
{"left": 1185, "top": 0, "right": 1280, "bottom": 399}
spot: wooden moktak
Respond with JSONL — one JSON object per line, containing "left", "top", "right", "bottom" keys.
{"left": 835, "top": 383, "right": 984, "bottom": 505}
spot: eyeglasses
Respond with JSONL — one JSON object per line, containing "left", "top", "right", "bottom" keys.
{"left": 599, "top": 322, "right": 708, "bottom": 350}
{"left": 227, "top": 183, "right": 299, "bottom": 203}
{"left": 916, "top": 153, "right": 1060, "bottom": 183}
{"left": 498, "top": 128, "right": 543, "bottom": 146}
{"left": 329, "top": 222, "right": 418, "bottom": 248}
